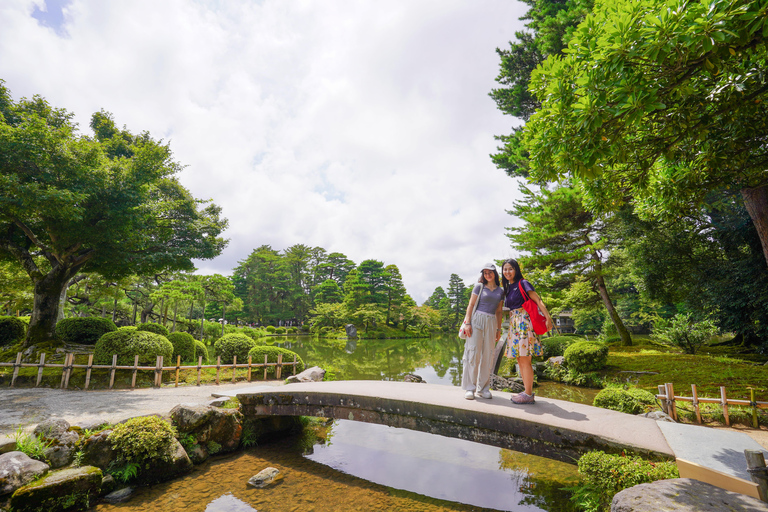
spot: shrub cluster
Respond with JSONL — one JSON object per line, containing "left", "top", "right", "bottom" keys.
{"left": 248, "top": 345, "right": 305, "bottom": 376}
{"left": 576, "top": 451, "right": 679, "bottom": 509}
{"left": 166, "top": 332, "right": 196, "bottom": 362}
{"left": 265, "top": 325, "right": 276, "bottom": 333}
{"left": 593, "top": 387, "right": 657, "bottom": 415}
{"left": 55, "top": 317, "right": 117, "bottom": 345}
{"left": 542, "top": 335, "right": 583, "bottom": 359}
{"left": 194, "top": 340, "right": 209, "bottom": 362}
{"left": 136, "top": 322, "right": 170, "bottom": 337}
{"left": 0, "top": 316, "right": 27, "bottom": 345}
{"left": 274, "top": 326, "right": 286, "bottom": 334}
{"left": 544, "top": 361, "right": 604, "bottom": 388}
{"left": 108, "top": 416, "right": 178, "bottom": 464}
{"left": 94, "top": 330, "right": 173, "bottom": 365}
{"left": 214, "top": 333, "right": 257, "bottom": 364}
{"left": 241, "top": 327, "right": 268, "bottom": 342}
{"left": 564, "top": 341, "right": 609, "bottom": 373}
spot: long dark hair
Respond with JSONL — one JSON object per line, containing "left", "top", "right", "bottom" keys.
{"left": 480, "top": 268, "right": 500, "bottom": 287}
{"left": 501, "top": 258, "right": 525, "bottom": 295}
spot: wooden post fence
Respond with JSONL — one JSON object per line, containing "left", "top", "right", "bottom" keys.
{"left": 657, "top": 382, "right": 767, "bottom": 428}
{"left": 0, "top": 351, "right": 300, "bottom": 390}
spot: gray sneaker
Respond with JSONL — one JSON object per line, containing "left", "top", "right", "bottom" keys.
{"left": 511, "top": 392, "right": 535, "bottom": 404}
{"left": 477, "top": 390, "right": 492, "bottom": 399}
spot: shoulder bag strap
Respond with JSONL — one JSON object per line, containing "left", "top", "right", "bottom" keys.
{"left": 518, "top": 280, "right": 530, "bottom": 302}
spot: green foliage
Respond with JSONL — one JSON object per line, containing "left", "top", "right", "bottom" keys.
{"left": 544, "top": 362, "right": 604, "bottom": 388}
{"left": 564, "top": 341, "right": 609, "bottom": 373}
{"left": 652, "top": 314, "right": 719, "bottom": 355}
{"left": 248, "top": 345, "right": 305, "bottom": 376}
{"left": 93, "top": 330, "right": 173, "bottom": 365}
{"left": 214, "top": 333, "right": 257, "bottom": 364}
{"left": 13, "top": 426, "right": 52, "bottom": 462}
{"left": 286, "top": 327, "right": 297, "bottom": 334}
{"left": 265, "top": 326, "right": 276, "bottom": 333}
{"left": 136, "top": 322, "right": 170, "bottom": 337}
{"left": 55, "top": 317, "right": 117, "bottom": 345}
{"left": 575, "top": 451, "right": 679, "bottom": 509}
{"left": 194, "top": 340, "right": 209, "bottom": 362}
{"left": 108, "top": 416, "right": 178, "bottom": 465}
{"left": 206, "top": 441, "right": 221, "bottom": 455}
{"left": 0, "top": 316, "right": 26, "bottom": 345}
{"left": 167, "top": 332, "right": 196, "bottom": 362}
{"left": 108, "top": 460, "right": 140, "bottom": 483}
{"left": 542, "top": 335, "right": 583, "bottom": 358}
{"left": 241, "top": 327, "right": 267, "bottom": 341}
{"left": 274, "top": 326, "right": 286, "bottom": 334}
{"left": 178, "top": 433, "right": 196, "bottom": 451}
{"left": 593, "top": 387, "right": 657, "bottom": 414}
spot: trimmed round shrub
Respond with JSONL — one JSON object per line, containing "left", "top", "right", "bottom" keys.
{"left": 118, "top": 326, "right": 137, "bottom": 332}
{"left": 542, "top": 335, "right": 584, "bottom": 359}
{"left": 274, "top": 326, "right": 286, "bottom": 335}
{"left": 248, "top": 345, "right": 305, "bottom": 376}
{"left": 0, "top": 316, "right": 27, "bottom": 345}
{"left": 136, "top": 322, "right": 170, "bottom": 337}
{"left": 299, "top": 324, "right": 310, "bottom": 333}
{"left": 108, "top": 416, "right": 177, "bottom": 464}
{"left": 564, "top": 341, "right": 609, "bottom": 373}
{"left": 214, "top": 333, "right": 257, "bottom": 364}
{"left": 55, "top": 317, "right": 117, "bottom": 345}
{"left": 265, "top": 325, "right": 276, "bottom": 333}
{"left": 286, "top": 327, "right": 297, "bottom": 334}
{"left": 94, "top": 330, "right": 173, "bottom": 365}
{"left": 241, "top": 327, "right": 268, "bottom": 342}
{"left": 167, "top": 332, "right": 196, "bottom": 362}
{"left": 194, "top": 340, "right": 209, "bottom": 362}
{"left": 593, "top": 387, "right": 657, "bottom": 414}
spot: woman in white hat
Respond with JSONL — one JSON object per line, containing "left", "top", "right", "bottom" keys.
{"left": 460, "top": 263, "right": 504, "bottom": 400}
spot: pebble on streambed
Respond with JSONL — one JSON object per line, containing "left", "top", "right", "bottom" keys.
{"left": 247, "top": 467, "right": 282, "bottom": 488}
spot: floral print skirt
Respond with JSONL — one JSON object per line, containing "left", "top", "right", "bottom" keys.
{"left": 505, "top": 307, "right": 543, "bottom": 358}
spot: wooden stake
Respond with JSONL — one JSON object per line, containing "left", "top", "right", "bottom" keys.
{"left": 666, "top": 383, "right": 677, "bottom": 421}
{"left": 196, "top": 356, "right": 202, "bottom": 386}
{"left": 750, "top": 388, "right": 759, "bottom": 429}
{"left": 215, "top": 356, "right": 221, "bottom": 385}
{"left": 109, "top": 354, "right": 118, "bottom": 389}
{"left": 658, "top": 384, "right": 668, "bottom": 414}
{"left": 36, "top": 353, "right": 46, "bottom": 387}
{"left": 247, "top": 355, "right": 252, "bottom": 382}
{"left": 10, "top": 352, "right": 22, "bottom": 388}
{"left": 745, "top": 450, "right": 768, "bottom": 502}
{"left": 276, "top": 353, "right": 283, "bottom": 379}
{"left": 721, "top": 386, "right": 730, "bottom": 426}
{"left": 292, "top": 354, "right": 297, "bottom": 375}
{"left": 691, "top": 384, "right": 702, "bottom": 424}
{"left": 263, "top": 354, "right": 268, "bottom": 380}
{"left": 63, "top": 353, "right": 73, "bottom": 389}
{"left": 231, "top": 355, "right": 237, "bottom": 383}
{"left": 175, "top": 355, "right": 181, "bottom": 387}
{"left": 131, "top": 355, "right": 139, "bottom": 388}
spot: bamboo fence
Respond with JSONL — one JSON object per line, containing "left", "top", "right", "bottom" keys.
{"left": 0, "top": 352, "right": 298, "bottom": 390}
{"left": 656, "top": 382, "right": 768, "bottom": 428}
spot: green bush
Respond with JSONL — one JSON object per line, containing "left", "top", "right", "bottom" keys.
{"left": 593, "top": 387, "right": 657, "bottom": 414}
{"left": 265, "top": 325, "right": 276, "bottom": 333}
{"left": 652, "top": 313, "right": 719, "bottom": 355}
{"left": 274, "top": 326, "right": 286, "bottom": 334}
{"left": 564, "top": 341, "right": 609, "bottom": 373}
{"left": 299, "top": 324, "right": 311, "bottom": 333}
{"left": 167, "top": 332, "right": 196, "bottom": 362}
{"left": 108, "top": 416, "right": 178, "bottom": 464}
{"left": 241, "top": 327, "right": 268, "bottom": 342}
{"left": 94, "top": 330, "right": 173, "bottom": 365}
{"left": 136, "top": 322, "right": 170, "bottom": 337}
{"left": 248, "top": 345, "right": 305, "bottom": 376}
{"left": 214, "top": 333, "right": 257, "bottom": 364}
{"left": 0, "top": 316, "right": 27, "bottom": 345}
{"left": 544, "top": 362, "right": 604, "bottom": 388}
{"left": 542, "top": 335, "right": 584, "bottom": 359}
{"left": 576, "top": 451, "right": 679, "bottom": 509}
{"left": 118, "top": 326, "right": 137, "bottom": 332}
{"left": 55, "top": 317, "right": 117, "bottom": 345}
{"left": 286, "top": 327, "right": 297, "bottom": 334}
{"left": 194, "top": 340, "right": 209, "bottom": 362}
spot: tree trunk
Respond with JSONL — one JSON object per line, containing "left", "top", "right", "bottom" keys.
{"left": 132, "top": 302, "right": 138, "bottom": 325}
{"left": 595, "top": 273, "right": 632, "bottom": 346}
{"left": 112, "top": 294, "right": 118, "bottom": 323}
{"left": 742, "top": 185, "right": 768, "bottom": 268}
{"left": 221, "top": 305, "right": 226, "bottom": 336}
{"left": 172, "top": 302, "right": 178, "bottom": 333}
{"left": 26, "top": 266, "right": 77, "bottom": 346}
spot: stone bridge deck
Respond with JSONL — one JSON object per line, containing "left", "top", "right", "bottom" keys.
{"left": 238, "top": 380, "right": 675, "bottom": 463}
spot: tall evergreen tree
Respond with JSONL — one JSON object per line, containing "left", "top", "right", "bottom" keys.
{"left": 447, "top": 274, "right": 468, "bottom": 328}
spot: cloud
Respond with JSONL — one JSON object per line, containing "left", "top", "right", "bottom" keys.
{"left": 1, "top": 0, "right": 528, "bottom": 302}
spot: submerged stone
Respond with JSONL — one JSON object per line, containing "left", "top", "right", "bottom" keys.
{"left": 247, "top": 467, "right": 281, "bottom": 488}
{"left": 103, "top": 486, "right": 134, "bottom": 504}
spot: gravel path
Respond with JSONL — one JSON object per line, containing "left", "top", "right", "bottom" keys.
{"left": 0, "top": 381, "right": 284, "bottom": 435}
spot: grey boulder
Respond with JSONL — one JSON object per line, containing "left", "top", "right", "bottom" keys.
{"left": 611, "top": 478, "right": 768, "bottom": 511}
{"left": 248, "top": 467, "right": 281, "bottom": 488}
{"left": 0, "top": 451, "right": 49, "bottom": 496}
{"left": 286, "top": 366, "right": 325, "bottom": 383}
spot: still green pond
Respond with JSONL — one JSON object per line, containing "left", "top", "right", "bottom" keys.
{"left": 97, "top": 333, "right": 594, "bottom": 512}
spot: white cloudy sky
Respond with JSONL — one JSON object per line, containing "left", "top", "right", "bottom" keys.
{"left": 1, "top": 0, "right": 528, "bottom": 303}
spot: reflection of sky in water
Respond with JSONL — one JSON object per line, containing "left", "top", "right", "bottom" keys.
{"left": 306, "top": 420, "right": 542, "bottom": 512}
{"left": 205, "top": 493, "right": 257, "bottom": 511}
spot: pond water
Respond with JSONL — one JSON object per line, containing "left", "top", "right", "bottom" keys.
{"left": 95, "top": 334, "right": 592, "bottom": 511}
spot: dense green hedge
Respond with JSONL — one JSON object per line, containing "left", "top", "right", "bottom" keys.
{"left": 248, "top": 345, "right": 305, "bottom": 376}
{"left": 265, "top": 326, "right": 276, "bottom": 333}
{"left": 541, "top": 335, "right": 584, "bottom": 359}
{"left": 214, "top": 333, "right": 257, "bottom": 364}
{"left": 94, "top": 330, "right": 173, "bottom": 365}
{"left": 564, "top": 341, "right": 609, "bottom": 373}
{"left": 0, "top": 316, "right": 27, "bottom": 345}
{"left": 241, "top": 327, "right": 268, "bottom": 342}
{"left": 593, "top": 387, "right": 657, "bottom": 415}
{"left": 136, "top": 322, "right": 170, "bottom": 337}
{"left": 576, "top": 451, "right": 679, "bottom": 509}
{"left": 194, "top": 340, "right": 209, "bottom": 362}
{"left": 55, "top": 317, "right": 117, "bottom": 345}
{"left": 167, "top": 332, "right": 196, "bottom": 362}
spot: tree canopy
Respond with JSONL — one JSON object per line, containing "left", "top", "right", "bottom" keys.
{"left": 0, "top": 83, "right": 228, "bottom": 345}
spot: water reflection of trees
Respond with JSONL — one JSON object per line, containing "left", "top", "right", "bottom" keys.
{"left": 498, "top": 449, "right": 579, "bottom": 512}
{"left": 273, "top": 334, "right": 465, "bottom": 385}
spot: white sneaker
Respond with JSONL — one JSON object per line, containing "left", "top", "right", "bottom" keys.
{"left": 464, "top": 390, "right": 475, "bottom": 400}
{"left": 477, "top": 390, "right": 492, "bottom": 399}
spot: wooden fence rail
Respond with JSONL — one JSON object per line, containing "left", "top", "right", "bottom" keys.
{"left": 0, "top": 352, "right": 298, "bottom": 390}
{"left": 656, "top": 382, "right": 768, "bottom": 428}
